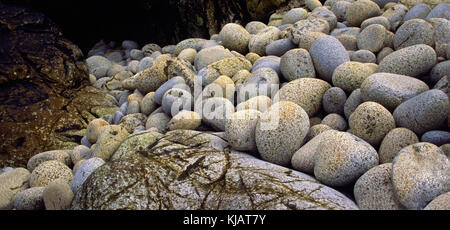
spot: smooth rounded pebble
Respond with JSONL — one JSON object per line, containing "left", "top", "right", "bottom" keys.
{"left": 314, "top": 130, "right": 379, "bottom": 187}
{"left": 393, "top": 89, "right": 449, "bottom": 135}
{"left": 379, "top": 128, "right": 419, "bottom": 164}
{"left": 92, "top": 125, "right": 129, "bottom": 161}
{"left": 322, "top": 87, "right": 347, "bottom": 115}
{"left": 198, "top": 97, "right": 235, "bottom": 132}
{"left": 240, "top": 68, "right": 279, "bottom": 101}
{"left": 162, "top": 88, "right": 193, "bottom": 117}
{"left": 277, "top": 78, "right": 331, "bottom": 117}
{"left": 282, "top": 8, "right": 308, "bottom": 25}
{"left": 140, "top": 92, "right": 157, "bottom": 116}
{"left": 86, "top": 118, "right": 109, "bottom": 144}
{"left": 168, "top": 110, "right": 202, "bottom": 131}
{"left": 354, "top": 163, "right": 405, "bottom": 210}
{"left": 377, "top": 44, "right": 437, "bottom": 77}
{"left": 236, "top": 96, "right": 272, "bottom": 113}
{"left": 402, "top": 3, "right": 431, "bottom": 22}
{"left": 71, "top": 157, "right": 105, "bottom": 195}
{"left": 382, "top": 3, "right": 408, "bottom": 31}
{"left": 377, "top": 47, "right": 394, "bottom": 64}
{"left": 426, "top": 2, "right": 450, "bottom": 20}
{"left": 13, "top": 187, "right": 45, "bottom": 210}
{"left": 305, "top": 124, "right": 332, "bottom": 143}
{"left": 256, "top": 101, "right": 310, "bottom": 166}
{"left": 310, "top": 35, "right": 350, "bottom": 82}
{"left": 357, "top": 24, "right": 385, "bottom": 53}
{"left": 360, "top": 73, "right": 430, "bottom": 111}
{"left": 360, "top": 16, "right": 391, "bottom": 30}
{"left": 345, "top": 0, "right": 381, "bottom": 27}
{"left": 424, "top": 192, "right": 450, "bottom": 210}
{"left": 178, "top": 48, "right": 197, "bottom": 64}
{"left": 322, "top": 113, "right": 348, "bottom": 131}
{"left": 421, "top": 131, "right": 450, "bottom": 146}
{"left": 266, "top": 39, "right": 297, "bottom": 57}
{"left": 70, "top": 145, "right": 91, "bottom": 165}
{"left": 245, "top": 21, "right": 267, "bottom": 35}
{"left": 280, "top": 48, "right": 316, "bottom": 81}
{"left": 29, "top": 160, "right": 73, "bottom": 188}
{"left": 225, "top": 110, "right": 261, "bottom": 153}
{"left": 194, "top": 46, "right": 233, "bottom": 71}
{"left": 309, "top": 7, "right": 338, "bottom": 30}
{"left": 331, "top": 1, "right": 352, "bottom": 22}
{"left": 248, "top": 26, "right": 281, "bottom": 56}
{"left": 146, "top": 112, "right": 171, "bottom": 133}
{"left": 394, "top": 19, "right": 434, "bottom": 50}
{"left": 429, "top": 60, "right": 450, "bottom": 85}
{"left": 43, "top": 180, "right": 74, "bottom": 210}
{"left": 350, "top": 102, "right": 396, "bottom": 146}
{"left": 251, "top": 55, "right": 281, "bottom": 76}
{"left": 351, "top": 50, "right": 376, "bottom": 63}
{"left": 288, "top": 18, "right": 330, "bottom": 45}
{"left": 332, "top": 62, "right": 376, "bottom": 93}
{"left": 219, "top": 23, "right": 251, "bottom": 54}
{"left": 27, "top": 150, "right": 72, "bottom": 173}
{"left": 292, "top": 129, "right": 330, "bottom": 175}
{"left": 154, "top": 76, "right": 188, "bottom": 105}
{"left": 392, "top": 142, "right": 450, "bottom": 210}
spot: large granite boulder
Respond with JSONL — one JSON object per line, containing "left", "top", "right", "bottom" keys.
{"left": 0, "top": 4, "right": 117, "bottom": 167}
{"left": 71, "top": 130, "right": 358, "bottom": 210}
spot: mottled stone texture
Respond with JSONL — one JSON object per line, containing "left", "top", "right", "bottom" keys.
{"left": 71, "top": 130, "right": 358, "bottom": 210}
{"left": 0, "top": 4, "right": 116, "bottom": 167}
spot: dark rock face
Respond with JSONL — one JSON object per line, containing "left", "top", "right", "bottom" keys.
{"left": 71, "top": 130, "right": 358, "bottom": 210}
{"left": 0, "top": 4, "right": 117, "bottom": 167}
{"left": 1, "top": 0, "right": 292, "bottom": 53}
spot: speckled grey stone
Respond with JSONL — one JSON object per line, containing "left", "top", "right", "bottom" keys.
{"left": 177, "top": 48, "right": 197, "bottom": 64}
{"left": 322, "top": 113, "right": 348, "bottom": 131}
{"left": 310, "top": 35, "right": 350, "bottom": 82}
{"left": 173, "top": 38, "right": 207, "bottom": 56}
{"left": 245, "top": 21, "right": 267, "bottom": 35}
{"left": 306, "top": 0, "right": 323, "bottom": 11}
{"left": 379, "top": 128, "right": 419, "bottom": 164}
{"left": 394, "top": 19, "right": 434, "bottom": 50}
{"left": 256, "top": 101, "right": 310, "bottom": 166}
{"left": 162, "top": 88, "right": 193, "bottom": 117}
{"left": 27, "top": 150, "right": 72, "bottom": 173}
{"left": 361, "top": 73, "right": 430, "bottom": 111}
{"left": 282, "top": 8, "right": 308, "bottom": 25}
{"left": 266, "top": 39, "right": 297, "bottom": 57}
{"left": 236, "top": 96, "right": 272, "bottom": 113}
{"left": 137, "top": 57, "right": 153, "bottom": 72}
{"left": 251, "top": 56, "right": 282, "bottom": 76}
{"left": 345, "top": 0, "right": 381, "bottom": 26}
{"left": 392, "top": 142, "right": 450, "bottom": 210}
{"left": 351, "top": 50, "right": 376, "bottom": 63}
{"left": 350, "top": 101, "right": 396, "bottom": 146}
{"left": 403, "top": 3, "right": 431, "bottom": 22}
{"left": 361, "top": 16, "right": 391, "bottom": 30}
{"left": 277, "top": 78, "right": 331, "bottom": 117}
{"left": 424, "top": 192, "right": 450, "bottom": 210}
{"left": 280, "top": 48, "right": 316, "bottom": 82}
{"left": 322, "top": 87, "right": 347, "bottom": 115}
{"left": 421, "top": 131, "right": 450, "bottom": 146}
{"left": 13, "top": 187, "right": 45, "bottom": 210}
{"left": 92, "top": 125, "right": 129, "bottom": 161}
{"left": 382, "top": 3, "right": 408, "bottom": 30}
{"left": 198, "top": 97, "right": 235, "bottom": 132}
{"left": 332, "top": 62, "right": 376, "bottom": 93}
{"left": 86, "top": 55, "right": 112, "bottom": 79}
{"left": 29, "top": 160, "right": 73, "bottom": 188}
{"left": 426, "top": 2, "right": 450, "bottom": 20}
{"left": 357, "top": 24, "right": 386, "bottom": 53}
{"left": 249, "top": 26, "right": 281, "bottom": 56}
{"left": 305, "top": 124, "right": 333, "bottom": 143}
{"left": 119, "top": 113, "right": 147, "bottom": 134}
{"left": 377, "top": 47, "right": 394, "bottom": 64}
{"left": 429, "top": 18, "right": 450, "bottom": 58}
{"left": 429, "top": 60, "right": 450, "bottom": 85}
{"left": 314, "top": 130, "right": 379, "bottom": 187}
{"left": 219, "top": 23, "right": 251, "bottom": 54}
{"left": 225, "top": 110, "right": 261, "bottom": 153}
{"left": 354, "top": 163, "right": 405, "bottom": 210}
{"left": 393, "top": 89, "right": 449, "bottom": 135}
{"left": 377, "top": 44, "right": 437, "bottom": 77}
{"left": 145, "top": 112, "right": 171, "bottom": 133}
{"left": 292, "top": 130, "right": 331, "bottom": 174}
{"left": 331, "top": 1, "right": 352, "bottom": 21}
{"left": 71, "top": 157, "right": 105, "bottom": 195}
{"left": 168, "top": 110, "right": 202, "bottom": 131}
{"left": 372, "top": 0, "right": 398, "bottom": 8}
{"left": 241, "top": 68, "right": 280, "bottom": 101}
{"left": 309, "top": 7, "right": 338, "bottom": 30}
{"left": 194, "top": 46, "right": 234, "bottom": 71}
{"left": 43, "top": 180, "right": 74, "bottom": 210}
{"left": 288, "top": 18, "right": 330, "bottom": 45}
{"left": 126, "top": 100, "right": 140, "bottom": 114}
{"left": 337, "top": 34, "right": 358, "bottom": 51}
